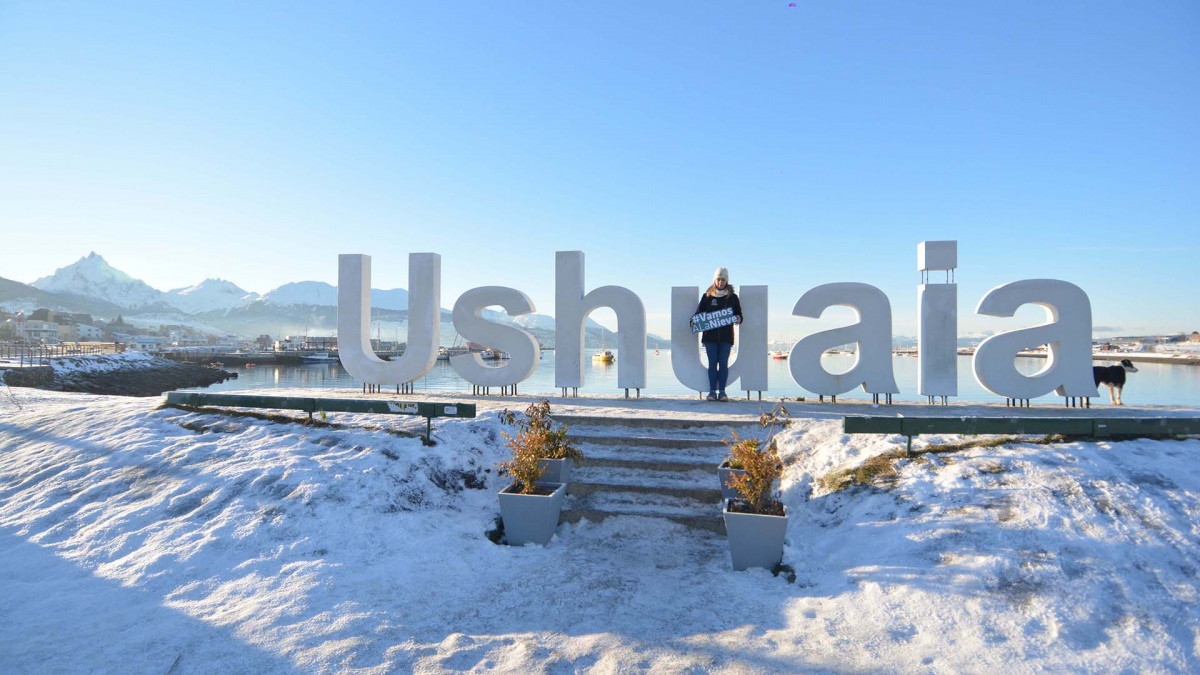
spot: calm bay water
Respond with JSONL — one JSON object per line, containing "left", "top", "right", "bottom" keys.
{"left": 187, "top": 351, "right": 1200, "bottom": 407}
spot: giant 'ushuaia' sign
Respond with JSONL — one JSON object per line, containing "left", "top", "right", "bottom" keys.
{"left": 336, "top": 241, "right": 1098, "bottom": 402}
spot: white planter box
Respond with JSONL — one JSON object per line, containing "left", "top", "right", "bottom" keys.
{"left": 498, "top": 481, "right": 566, "bottom": 546}
{"left": 718, "top": 462, "right": 779, "bottom": 502}
{"left": 722, "top": 501, "right": 788, "bottom": 571}
{"left": 717, "top": 461, "right": 746, "bottom": 501}
{"left": 537, "top": 457, "right": 573, "bottom": 484}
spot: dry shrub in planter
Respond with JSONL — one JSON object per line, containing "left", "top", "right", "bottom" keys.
{"left": 721, "top": 400, "right": 790, "bottom": 569}
{"left": 498, "top": 399, "right": 582, "bottom": 495}
{"left": 724, "top": 400, "right": 789, "bottom": 514}
{"left": 726, "top": 436, "right": 784, "bottom": 516}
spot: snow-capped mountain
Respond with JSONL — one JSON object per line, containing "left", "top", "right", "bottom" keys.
{"left": 17, "top": 254, "right": 669, "bottom": 346}
{"left": 257, "top": 282, "right": 409, "bottom": 311}
{"left": 0, "top": 276, "right": 128, "bottom": 317}
{"left": 514, "top": 313, "right": 557, "bottom": 331}
{"left": 32, "top": 253, "right": 168, "bottom": 309}
{"left": 166, "top": 279, "right": 260, "bottom": 314}
{"left": 258, "top": 281, "right": 338, "bottom": 307}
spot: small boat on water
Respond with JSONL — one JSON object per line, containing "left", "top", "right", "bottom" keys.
{"left": 437, "top": 345, "right": 470, "bottom": 361}
{"left": 593, "top": 333, "right": 615, "bottom": 363}
{"left": 768, "top": 341, "right": 790, "bottom": 360}
{"left": 302, "top": 351, "right": 339, "bottom": 364}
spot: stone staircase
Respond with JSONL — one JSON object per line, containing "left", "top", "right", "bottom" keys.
{"left": 555, "top": 414, "right": 762, "bottom": 535}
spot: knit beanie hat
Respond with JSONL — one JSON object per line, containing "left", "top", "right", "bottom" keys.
{"left": 713, "top": 267, "right": 729, "bottom": 283}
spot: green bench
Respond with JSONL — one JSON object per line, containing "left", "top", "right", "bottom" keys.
{"left": 165, "top": 392, "right": 476, "bottom": 444}
{"left": 843, "top": 416, "right": 1200, "bottom": 453}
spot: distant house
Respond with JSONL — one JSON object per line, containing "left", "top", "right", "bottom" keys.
{"left": 275, "top": 337, "right": 301, "bottom": 351}
{"left": 127, "top": 337, "right": 162, "bottom": 353}
{"left": 76, "top": 324, "right": 105, "bottom": 341}
{"left": 278, "top": 335, "right": 337, "bottom": 351}
{"left": 19, "top": 320, "right": 59, "bottom": 344}
{"left": 305, "top": 336, "right": 338, "bottom": 351}
{"left": 56, "top": 323, "right": 80, "bottom": 342}
{"left": 1190, "top": 332, "right": 1200, "bottom": 343}
{"left": 372, "top": 339, "right": 402, "bottom": 352}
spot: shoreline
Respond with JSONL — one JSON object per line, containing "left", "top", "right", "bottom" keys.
{"left": 888, "top": 348, "right": 1200, "bottom": 366}
{"left": 7, "top": 349, "right": 1195, "bottom": 404}
{"left": 2, "top": 353, "right": 236, "bottom": 397}
{"left": 1018, "top": 351, "right": 1200, "bottom": 365}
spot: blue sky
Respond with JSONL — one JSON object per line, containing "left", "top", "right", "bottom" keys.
{"left": 1, "top": 1, "right": 1196, "bottom": 340}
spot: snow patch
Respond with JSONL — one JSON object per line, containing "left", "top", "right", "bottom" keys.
{"left": 1, "top": 390, "right": 1198, "bottom": 671}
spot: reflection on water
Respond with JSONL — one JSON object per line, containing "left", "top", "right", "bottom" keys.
{"left": 188, "top": 352, "right": 1200, "bottom": 407}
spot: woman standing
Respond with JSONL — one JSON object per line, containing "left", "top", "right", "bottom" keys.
{"left": 697, "top": 267, "right": 742, "bottom": 401}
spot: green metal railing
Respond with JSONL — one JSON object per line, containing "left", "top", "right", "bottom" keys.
{"left": 844, "top": 416, "right": 1200, "bottom": 453}
{"left": 165, "top": 392, "right": 476, "bottom": 444}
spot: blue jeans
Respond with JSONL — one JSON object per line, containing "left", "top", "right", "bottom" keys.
{"left": 704, "top": 341, "right": 733, "bottom": 395}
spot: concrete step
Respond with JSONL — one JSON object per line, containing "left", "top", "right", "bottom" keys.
{"left": 561, "top": 490, "right": 726, "bottom": 534}
{"left": 549, "top": 415, "right": 749, "bottom": 534}
{"left": 567, "top": 481, "right": 722, "bottom": 503}
{"left": 566, "top": 420, "right": 752, "bottom": 434}
{"left": 556, "top": 414, "right": 756, "bottom": 430}
{"left": 582, "top": 455, "right": 720, "bottom": 473}
{"left": 564, "top": 461, "right": 715, "bottom": 499}
{"left": 575, "top": 441, "right": 726, "bottom": 468}
{"left": 569, "top": 433, "right": 733, "bottom": 450}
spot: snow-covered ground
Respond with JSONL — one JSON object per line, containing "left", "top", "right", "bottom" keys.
{"left": 45, "top": 350, "right": 163, "bottom": 375}
{"left": 1, "top": 351, "right": 163, "bottom": 374}
{"left": 1, "top": 386, "right": 1198, "bottom": 673}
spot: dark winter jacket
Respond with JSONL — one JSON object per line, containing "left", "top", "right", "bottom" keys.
{"left": 696, "top": 289, "right": 742, "bottom": 345}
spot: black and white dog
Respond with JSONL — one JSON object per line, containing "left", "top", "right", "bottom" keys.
{"left": 1093, "top": 359, "right": 1138, "bottom": 406}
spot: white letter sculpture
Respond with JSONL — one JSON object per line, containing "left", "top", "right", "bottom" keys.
{"left": 917, "top": 240, "right": 958, "bottom": 400}
{"left": 555, "top": 251, "right": 646, "bottom": 391}
{"left": 789, "top": 283, "right": 899, "bottom": 398}
{"left": 450, "top": 287, "right": 540, "bottom": 387}
{"left": 338, "top": 253, "right": 440, "bottom": 386}
{"left": 972, "top": 279, "right": 1097, "bottom": 400}
{"left": 670, "top": 285, "right": 768, "bottom": 395}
